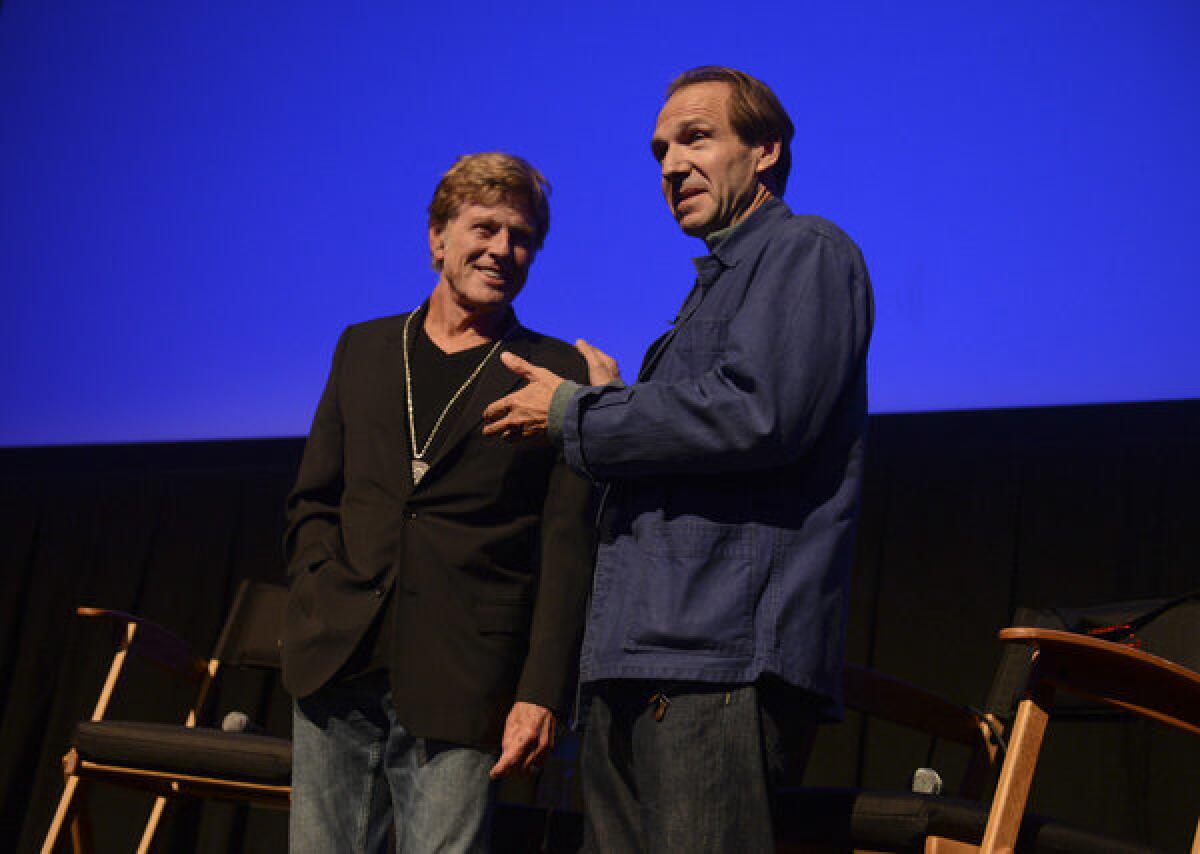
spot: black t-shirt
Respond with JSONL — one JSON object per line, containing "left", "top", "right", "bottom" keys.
{"left": 339, "top": 320, "right": 497, "bottom": 682}
{"left": 408, "top": 321, "right": 495, "bottom": 460}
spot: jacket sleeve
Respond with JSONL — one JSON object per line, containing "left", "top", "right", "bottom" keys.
{"left": 283, "top": 327, "right": 350, "bottom": 579}
{"left": 514, "top": 355, "right": 596, "bottom": 716}
{"left": 562, "top": 226, "right": 873, "bottom": 480}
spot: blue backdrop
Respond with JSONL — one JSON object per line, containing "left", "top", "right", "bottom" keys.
{"left": 2, "top": 1, "right": 1198, "bottom": 446}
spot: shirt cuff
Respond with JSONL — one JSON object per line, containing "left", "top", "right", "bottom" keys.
{"left": 560, "top": 379, "right": 628, "bottom": 479}
{"left": 546, "top": 379, "right": 582, "bottom": 446}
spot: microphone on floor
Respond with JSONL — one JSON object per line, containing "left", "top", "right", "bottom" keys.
{"left": 221, "top": 710, "right": 264, "bottom": 734}
{"left": 911, "top": 767, "right": 944, "bottom": 795}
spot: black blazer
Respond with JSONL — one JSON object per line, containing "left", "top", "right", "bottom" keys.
{"left": 281, "top": 308, "right": 594, "bottom": 748}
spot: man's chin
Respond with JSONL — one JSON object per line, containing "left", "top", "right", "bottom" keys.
{"left": 475, "top": 283, "right": 524, "bottom": 308}
{"left": 471, "top": 276, "right": 519, "bottom": 297}
{"left": 676, "top": 216, "right": 717, "bottom": 239}
{"left": 673, "top": 205, "right": 717, "bottom": 239}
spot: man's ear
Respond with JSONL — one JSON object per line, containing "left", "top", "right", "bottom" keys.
{"left": 429, "top": 225, "right": 446, "bottom": 268}
{"left": 754, "top": 138, "right": 782, "bottom": 176}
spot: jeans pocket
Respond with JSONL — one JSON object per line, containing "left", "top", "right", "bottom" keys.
{"left": 623, "top": 521, "right": 756, "bottom": 656}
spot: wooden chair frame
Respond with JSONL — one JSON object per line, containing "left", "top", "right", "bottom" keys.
{"left": 979, "top": 628, "right": 1200, "bottom": 854}
{"left": 42, "top": 598, "right": 289, "bottom": 854}
{"left": 788, "top": 624, "right": 1200, "bottom": 854}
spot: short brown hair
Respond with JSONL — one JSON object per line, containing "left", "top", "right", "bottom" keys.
{"left": 666, "top": 66, "right": 794, "bottom": 195}
{"left": 427, "top": 153, "right": 551, "bottom": 267}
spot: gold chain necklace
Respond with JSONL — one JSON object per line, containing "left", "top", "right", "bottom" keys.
{"left": 402, "top": 310, "right": 510, "bottom": 485}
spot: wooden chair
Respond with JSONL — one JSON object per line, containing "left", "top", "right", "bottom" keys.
{"left": 981, "top": 627, "right": 1200, "bottom": 854}
{"left": 777, "top": 650, "right": 1171, "bottom": 853}
{"left": 42, "top": 580, "right": 291, "bottom": 853}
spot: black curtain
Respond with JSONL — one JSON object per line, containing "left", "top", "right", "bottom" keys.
{"left": 4, "top": 400, "right": 1198, "bottom": 852}
{"left": 1, "top": 441, "right": 301, "bottom": 853}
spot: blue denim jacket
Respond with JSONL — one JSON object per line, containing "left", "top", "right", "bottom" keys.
{"left": 561, "top": 199, "right": 873, "bottom": 713}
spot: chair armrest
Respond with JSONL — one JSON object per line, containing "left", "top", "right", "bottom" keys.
{"left": 76, "top": 607, "right": 209, "bottom": 683}
{"left": 843, "top": 663, "right": 994, "bottom": 750}
{"left": 998, "top": 627, "right": 1200, "bottom": 737}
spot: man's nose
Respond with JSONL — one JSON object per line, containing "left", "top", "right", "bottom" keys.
{"left": 486, "top": 229, "right": 513, "bottom": 258}
{"left": 660, "top": 144, "right": 689, "bottom": 180}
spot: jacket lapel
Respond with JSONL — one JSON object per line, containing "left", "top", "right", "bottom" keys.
{"left": 382, "top": 311, "right": 421, "bottom": 492}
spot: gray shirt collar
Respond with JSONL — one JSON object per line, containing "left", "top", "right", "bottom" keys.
{"left": 704, "top": 222, "right": 739, "bottom": 251}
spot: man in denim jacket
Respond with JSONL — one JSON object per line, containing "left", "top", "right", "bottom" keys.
{"left": 484, "top": 66, "right": 874, "bottom": 852}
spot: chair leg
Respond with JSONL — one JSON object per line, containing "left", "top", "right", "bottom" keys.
{"left": 980, "top": 678, "right": 1054, "bottom": 854}
{"left": 136, "top": 796, "right": 169, "bottom": 854}
{"left": 68, "top": 788, "right": 95, "bottom": 854}
{"left": 43, "top": 750, "right": 88, "bottom": 854}
{"left": 42, "top": 776, "right": 77, "bottom": 853}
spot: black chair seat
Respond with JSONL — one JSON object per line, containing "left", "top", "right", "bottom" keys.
{"left": 777, "top": 787, "right": 1158, "bottom": 853}
{"left": 75, "top": 720, "right": 292, "bottom": 785}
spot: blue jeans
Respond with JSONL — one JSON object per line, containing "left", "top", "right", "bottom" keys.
{"left": 290, "top": 673, "right": 497, "bottom": 853}
{"left": 580, "top": 679, "right": 820, "bottom": 853}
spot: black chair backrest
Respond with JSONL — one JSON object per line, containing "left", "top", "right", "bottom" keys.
{"left": 212, "top": 580, "right": 288, "bottom": 670}
{"left": 986, "top": 591, "right": 1200, "bottom": 720}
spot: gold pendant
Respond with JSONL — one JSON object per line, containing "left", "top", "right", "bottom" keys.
{"left": 411, "top": 459, "right": 430, "bottom": 485}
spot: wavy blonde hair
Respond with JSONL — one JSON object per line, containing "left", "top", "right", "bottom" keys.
{"left": 427, "top": 153, "right": 551, "bottom": 269}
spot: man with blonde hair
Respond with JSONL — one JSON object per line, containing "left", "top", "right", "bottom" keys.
{"left": 281, "top": 152, "right": 593, "bottom": 852}
{"left": 485, "top": 68, "right": 874, "bottom": 850}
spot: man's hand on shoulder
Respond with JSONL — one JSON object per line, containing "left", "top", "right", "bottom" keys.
{"left": 575, "top": 339, "right": 623, "bottom": 385}
{"left": 482, "top": 352, "right": 563, "bottom": 444}
{"left": 489, "top": 701, "right": 556, "bottom": 779}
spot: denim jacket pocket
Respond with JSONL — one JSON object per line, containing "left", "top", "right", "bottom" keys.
{"left": 623, "top": 520, "right": 756, "bottom": 656}
{"left": 674, "top": 319, "right": 728, "bottom": 376}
